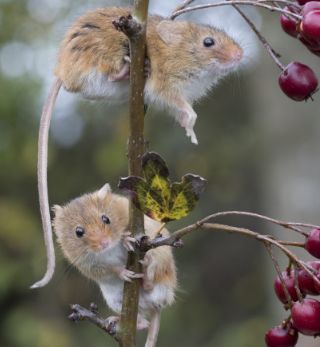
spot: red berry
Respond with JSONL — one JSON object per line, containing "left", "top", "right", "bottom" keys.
{"left": 301, "top": 10, "right": 320, "bottom": 42}
{"left": 274, "top": 271, "right": 301, "bottom": 304}
{"left": 298, "top": 261, "right": 320, "bottom": 295}
{"left": 291, "top": 298, "right": 320, "bottom": 335}
{"left": 298, "top": 0, "right": 315, "bottom": 5}
{"left": 278, "top": 62, "right": 318, "bottom": 101}
{"left": 308, "top": 47, "right": 320, "bottom": 56}
{"left": 299, "top": 33, "right": 320, "bottom": 48}
{"left": 305, "top": 228, "right": 320, "bottom": 258}
{"left": 280, "top": 9, "right": 300, "bottom": 37}
{"left": 265, "top": 324, "right": 299, "bottom": 347}
{"left": 302, "top": 1, "right": 320, "bottom": 16}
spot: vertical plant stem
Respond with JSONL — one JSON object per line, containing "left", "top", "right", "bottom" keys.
{"left": 119, "top": 1, "right": 149, "bottom": 346}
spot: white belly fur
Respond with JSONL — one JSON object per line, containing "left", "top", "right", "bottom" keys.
{"left": 99, "top": 279, "right": 174, "bottom": 317}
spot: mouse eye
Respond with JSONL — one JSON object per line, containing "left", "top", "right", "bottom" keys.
{"left": 101, "top": 215, "right": 111, "bottom": 224}
{"left": 75, "top": 226, "right": 85, "bottom": 238}
{"left": 203, "top": 37, "right": 215, "bottom": 47}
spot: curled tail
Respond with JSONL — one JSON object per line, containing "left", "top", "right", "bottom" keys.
{"left": 31, "top": 78, "right": 63, "bottom": 289}
{"left": 145, "top": 309, "right": 161, "bottom": 347}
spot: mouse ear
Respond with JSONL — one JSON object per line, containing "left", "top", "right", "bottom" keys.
{"left": 97, "top": 183, "right": 112, "bottom": 200}
{"left": 156, "top": 21, "right": 185, "bottom": 45}
{"left": 52, "top": 205, "right": 62, "bottom": 215}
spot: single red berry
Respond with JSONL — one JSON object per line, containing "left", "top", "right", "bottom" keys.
{"left": 301, "top": 10, "right": 320, "bottom": 42}
{"left": 291, "top": 298, "right": 320, "bottom": 335}
{"left": 278, "top": 62, "right": 318, "bottom": 101}
{"left": 298, "top": 33, "right": 320, "bottom": 56}
{"left": 302, "top": 1, "right": 320, "bottom": 16}
{"left": 274, "top": 271, "right": 301, "bottom": 304}
{"left": 305, "top": 228, "right": 320, "bottom": 258}
{"left": 298, "top": 261, "right": 320, "bottom": 295}
{"left": 265, "top": 324, "right": 299, "bottom": 346}
{"left": 298, "top": 0, "right": 314, "bottom": 5}
{"left": 280, "top": 9, "right": 300, "bottom": 37}
{"left": 299, "top": 33, "right": 320, "bottom": 48}
{"left": 308, "top": 47, "right": 320, "bottom": 56}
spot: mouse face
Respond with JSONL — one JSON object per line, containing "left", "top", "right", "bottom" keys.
{"left": 196, "top": 25, "right": 243, "bottom": 71}
{"left": 53, "top": 184, "right": 129, "bottom": 264}
{"left": 155, "top": 20, "right": 243, "bottom": 74}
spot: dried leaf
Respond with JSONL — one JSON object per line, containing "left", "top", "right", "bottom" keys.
{"left": 118, "top": 152, "right": 207, "bottom": 222}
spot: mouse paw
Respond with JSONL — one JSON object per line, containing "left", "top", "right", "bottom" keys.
{"left": 122, "top": 231, "right": 137, "bottom": 252}
{"left": 186, "top": 127, "right": 198, "bottom": 145}
{"left": 108, "top": 61, "right": 130, "bottom": 82}
{"left": 174, "top": 101, "right": 198, "bottom": 145}
{"left": 105, "top": 316, "right": 120, "bottom": 335}
{"left": 118, "top": 267, "right": 144, "bottom": 282}
{"left": 137, "top": 316, "right": 150, "bottom": 330}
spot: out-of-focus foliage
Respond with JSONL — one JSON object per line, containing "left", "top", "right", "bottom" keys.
{"left": 1, "top": 1, "right": 320, "bottom": 347}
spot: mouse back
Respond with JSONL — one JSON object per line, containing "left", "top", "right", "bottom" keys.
{"left": 55, "top": 7, "right": 131, "bottom": 93}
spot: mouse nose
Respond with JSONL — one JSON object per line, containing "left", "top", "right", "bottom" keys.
{"left": 232, "top": 48, "right": 243, "bottom": 62}
{"left": 100, "top": 239, "right": 110, "bottom": 250}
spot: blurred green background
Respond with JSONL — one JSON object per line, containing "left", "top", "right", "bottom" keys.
{"left": 1, "top": 0, "right": 320, "bottom": 346}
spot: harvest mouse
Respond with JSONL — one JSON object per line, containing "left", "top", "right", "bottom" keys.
{"left": 53, "top": 183, "right": 177, "bottom": 347}
{"left": 33, "top": 6, "right": 243, "bottom": 289}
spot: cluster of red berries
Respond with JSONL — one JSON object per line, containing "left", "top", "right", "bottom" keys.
{"left": 265, "top": 228, "right": 320, "bottom": 346}
{"left": 278, "top": 1, "right": 319, "bottom": 101}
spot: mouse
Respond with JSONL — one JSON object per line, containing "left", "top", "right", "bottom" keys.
{"left": 54, "top": 7, "right": 243, "bottom": 144}
{"left": 33, "top": 6, "right": 243, "bottom": 289}
{"left": 53, "top": 183, "right": 177, "bottom": 347}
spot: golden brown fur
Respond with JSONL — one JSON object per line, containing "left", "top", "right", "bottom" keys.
{"left": 53, "top": 185, "right": 177, "bottom": 289}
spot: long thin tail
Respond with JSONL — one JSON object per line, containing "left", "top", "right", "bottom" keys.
{"left": 31, "top": 78, "right": 62, "bottom": 289}
{"left": 145, "top": 310, "right": 161, "bottom": 347}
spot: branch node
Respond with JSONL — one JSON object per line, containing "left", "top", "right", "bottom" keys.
{"left": 112, "top": 15, "right": 142, "bottom": 39}
{"left": 90, "top": 302, "right": 99, "bottom": 314}
{"left": 68, "top": 304, "right": 120, "bottom": 341}
{"left": 139, "top": 235, "right": 151, "bottom": 252}
{"left": 173, "top": 239, "right": 184, "bottom": 248}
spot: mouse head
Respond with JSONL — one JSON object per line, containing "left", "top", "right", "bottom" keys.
{"left": 53, "top": 183, "right": 129, "bottom": 263}
{"left": 157, "top": 20, "right": 243, "bottom": 72}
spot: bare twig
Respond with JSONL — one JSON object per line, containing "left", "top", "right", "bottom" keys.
{"left": 166, "top": 210, "right": 311, "bottom": 236}
{"left": 69, "top": 304, "right": 119, "bottom": 341}
{"left": 170, "top": 1, "right": 302, "bottom": 20}
{"left": 278, "top": 241, "right": 305, "bottom": 247}
{"left": 232, "top": 5, "right": 285, "bottom": 70}
{"left": 172, "top": 0, "right": 197, "bottom": 14}
{"left": 198, "top": 210, "right": 312, "bottom": 236}
{"left": 140, "top": 219, "right": 320, "bottom": 288}
{"left": 293, "top": 265, "right": 304, "bottom": 302}
{"left": 265, "top": 244, "right": 293, "bottom": 308}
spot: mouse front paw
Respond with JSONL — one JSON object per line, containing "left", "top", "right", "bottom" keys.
{"left": 118, "top": 267, "right": 144, "bottom": 282}
{"left": 105, "top": 316, "right": 120, "bottom": 335}
{"left": 185, "top": 126, "right": 198, "bottom": 145}
{"left": 122, "top": 231, "right": 137, "bottom": 252}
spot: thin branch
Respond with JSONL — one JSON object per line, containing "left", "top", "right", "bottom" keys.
{"left": 178, "top": 210, "right": 311, "bottom": 236}
{"left": 170, "top": 1, "right": 302, "bottom": 20}
{"left": 140, "top": 220, "right": 320, "bottom": 288}
{"left": 293, "top": 265, "right": 304, "bottom": 302}
{"left": 201, "top": 210, "right": 313, "bottom": 236}
{"left": 69, "top": 304, "right": 119, "bottom": 341}
{"left": 172, "top": 0, "right": 197, "bottom": 14}
{"left": 265, "top": 244, "right": 293, "bottom": 308}
{"left": 278, "top": 241, "right": 305, "bottom": 247}
{"left": 232, "top": 5, "right": 285, "bottom": 70}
